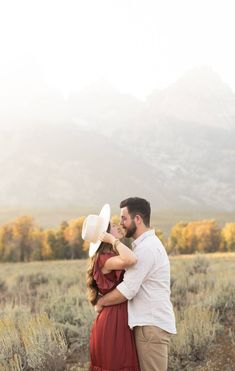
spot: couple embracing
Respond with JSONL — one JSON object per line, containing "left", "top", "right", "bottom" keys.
{"left": 82, "top": 197, "right": 176, "bottom": 371}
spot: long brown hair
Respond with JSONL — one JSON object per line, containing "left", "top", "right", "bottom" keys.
{"left": 86, "top": 223, "right": 113, "bottom": 306}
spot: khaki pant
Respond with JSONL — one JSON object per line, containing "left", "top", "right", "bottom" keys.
{"left": 134, "top": 326, "right": 171, "bottom": 371}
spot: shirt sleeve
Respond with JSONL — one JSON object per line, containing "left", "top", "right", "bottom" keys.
{"left": 116, "top": 247, "right": 154, "bottom": 300}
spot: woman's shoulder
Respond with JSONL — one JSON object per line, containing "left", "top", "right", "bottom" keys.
{"left": 96, "top": 251, "right": 117, "bottom": 266}
{"left": 93, "top": 251, "right": 122, "bottom": 289}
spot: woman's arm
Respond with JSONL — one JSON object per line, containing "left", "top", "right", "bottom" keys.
{"left": 99, "top": 232, "right": 137, "bottom": 272}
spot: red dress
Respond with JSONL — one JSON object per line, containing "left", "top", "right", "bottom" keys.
{"left": 90, "top": 252, "right": 140, "bottom": 371}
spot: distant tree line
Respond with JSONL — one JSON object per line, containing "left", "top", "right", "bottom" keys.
{"left": 0, "top": 216, "right": 234, "bottom": 262}
{"left": 167, "top": 220, "right": 235, "bottom": 254}
{"left": 0, "top": 216, "right": 88, "bottom": 262}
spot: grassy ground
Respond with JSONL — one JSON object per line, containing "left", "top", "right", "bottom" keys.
{"left": 0, "top": 253, "right": 235, "bottom": 370}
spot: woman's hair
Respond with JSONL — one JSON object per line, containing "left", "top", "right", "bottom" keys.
{"left": 86, "top": 223, "right": 112, "bottom": 306}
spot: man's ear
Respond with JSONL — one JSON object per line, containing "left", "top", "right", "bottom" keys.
{"left": 135, "top": 215, "right": 142, "bottom": 225}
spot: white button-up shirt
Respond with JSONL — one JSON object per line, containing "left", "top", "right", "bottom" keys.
{"left": 117, "top": 230, "right": 177, "bottom": 334}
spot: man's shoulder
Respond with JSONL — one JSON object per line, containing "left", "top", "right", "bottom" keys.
{"left": 138, "top": 233, "right": 162, "bottom": 249}
{"left": 135, "top": 235, "right": 157, "bottom": 255}
{"left": 136, "top": 234, "right": 167, "bottom": 258}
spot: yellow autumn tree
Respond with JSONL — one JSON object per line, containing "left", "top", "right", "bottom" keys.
{"left": 64, "top": 216, "right": 86, "bottom": 258}
{"left": 186, "top": 220, "right": 221, "bottom": 253}
{"left": 0, "top": 223, "right": 16, "bottom": 261}
{"left": 169, "top": 222, "right": 188, "bottom": 254}
{"left": 220, "top": 222, "right": 235, "bottom": 251}
{"left": 111, "top": 215, "right": 120, "bottom": 225}
{"left": 11, "top": 216, "right": 35, "bottom": 262}
{"left": 31, "top": 229, "right": 52, "bottom": 260}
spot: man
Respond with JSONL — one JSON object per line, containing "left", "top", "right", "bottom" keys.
{"left": 96, "top": 197, "right": 176, "bottom": 371}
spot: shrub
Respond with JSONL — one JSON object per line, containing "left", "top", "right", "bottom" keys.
{"left": 169, "top": 306, "right": 221, "bottom": 369}
{"left": 0, "top": 311, "right": 67, "bottom": 371}
{"left": 0, "top": 279, "right": 7, "bottom": 293}
{"left": 202, "top": 277, "right": 235, "bottom": 314}
{"left": 16, "top": 273, "right": 50, "bottom": 290}
{"left": 186, "top": 254, "right": 210, "bottom": 275}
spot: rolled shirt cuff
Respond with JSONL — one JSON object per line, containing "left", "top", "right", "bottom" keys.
{"left": 116, "top": 281, "right": 136, "bottom": 300}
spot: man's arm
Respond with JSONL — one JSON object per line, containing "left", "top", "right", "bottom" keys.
{"left": 95, "top": 289, "right": 127, "bottom": 312}
{"left": 96, "top": 248, "right": 154, "bottom": 312}
{"left": 117, "top": 247, "right": 154, "bottom": 300}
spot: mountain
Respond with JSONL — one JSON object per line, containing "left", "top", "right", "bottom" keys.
{"left": 0, "top": 66, "right": 235, "bottom": 221}
{"left": 0, "top": 124, "right": 171, "bottom": 209}
{"left": 68, "top": 80, "right": 143, "bottom": 134}
{"left": 145, "top": 66, "right": 235, "bottom": 130}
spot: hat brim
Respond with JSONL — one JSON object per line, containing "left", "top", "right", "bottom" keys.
{"left": 88, "top": 204, "right": 111, "bottom": 257}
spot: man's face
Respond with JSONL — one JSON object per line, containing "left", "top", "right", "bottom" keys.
{"left": 120, "top": 207, "right": 137, "bottom": 238}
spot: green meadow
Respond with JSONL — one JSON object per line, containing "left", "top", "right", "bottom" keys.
{"left": 0, "top": 253, "right": 235, "bottom": 370}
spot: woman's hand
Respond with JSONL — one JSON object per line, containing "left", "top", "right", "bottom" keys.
{"left": 110, "top": 223, "right": 125, "bottom": 239}
{"left": 99, "top": 232, "right": 115, "bottom": 245}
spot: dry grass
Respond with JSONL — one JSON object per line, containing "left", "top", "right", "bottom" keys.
{"left": 0, "top": 254, "right": 235, "bottom": 370}
{"left": 0, "top": 311, "right": 67, "bottom": 370}
{"left": 170, "top": 251, "right": 235, "bottom": 259}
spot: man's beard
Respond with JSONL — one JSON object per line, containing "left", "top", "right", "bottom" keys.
{"left": 125, "top": 220, "right": 137, "bottom": 238}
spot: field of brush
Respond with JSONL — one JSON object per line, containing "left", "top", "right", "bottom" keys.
{"left": 0, "top": 253, "right": 235, "bottom": 371}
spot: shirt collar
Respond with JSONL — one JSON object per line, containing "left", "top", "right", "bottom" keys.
{"left": 131, "top": 229, "right": 155, "bottom": 250}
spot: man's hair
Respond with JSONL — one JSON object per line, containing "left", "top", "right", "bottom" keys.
{"left": 120, "top": 197, "right": 151, "bottom": 227}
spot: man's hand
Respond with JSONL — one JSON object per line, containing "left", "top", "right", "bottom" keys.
{"left": 95, "top": 298, "right": 104, "bottom": 313}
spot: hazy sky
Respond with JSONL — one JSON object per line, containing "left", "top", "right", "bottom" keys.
{"left": 1, "top": 0, "right": 235, "bottom": 99}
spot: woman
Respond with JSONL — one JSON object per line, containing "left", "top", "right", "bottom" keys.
{"left": 86, "top": 221, "right": 140, "bottom": 371}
